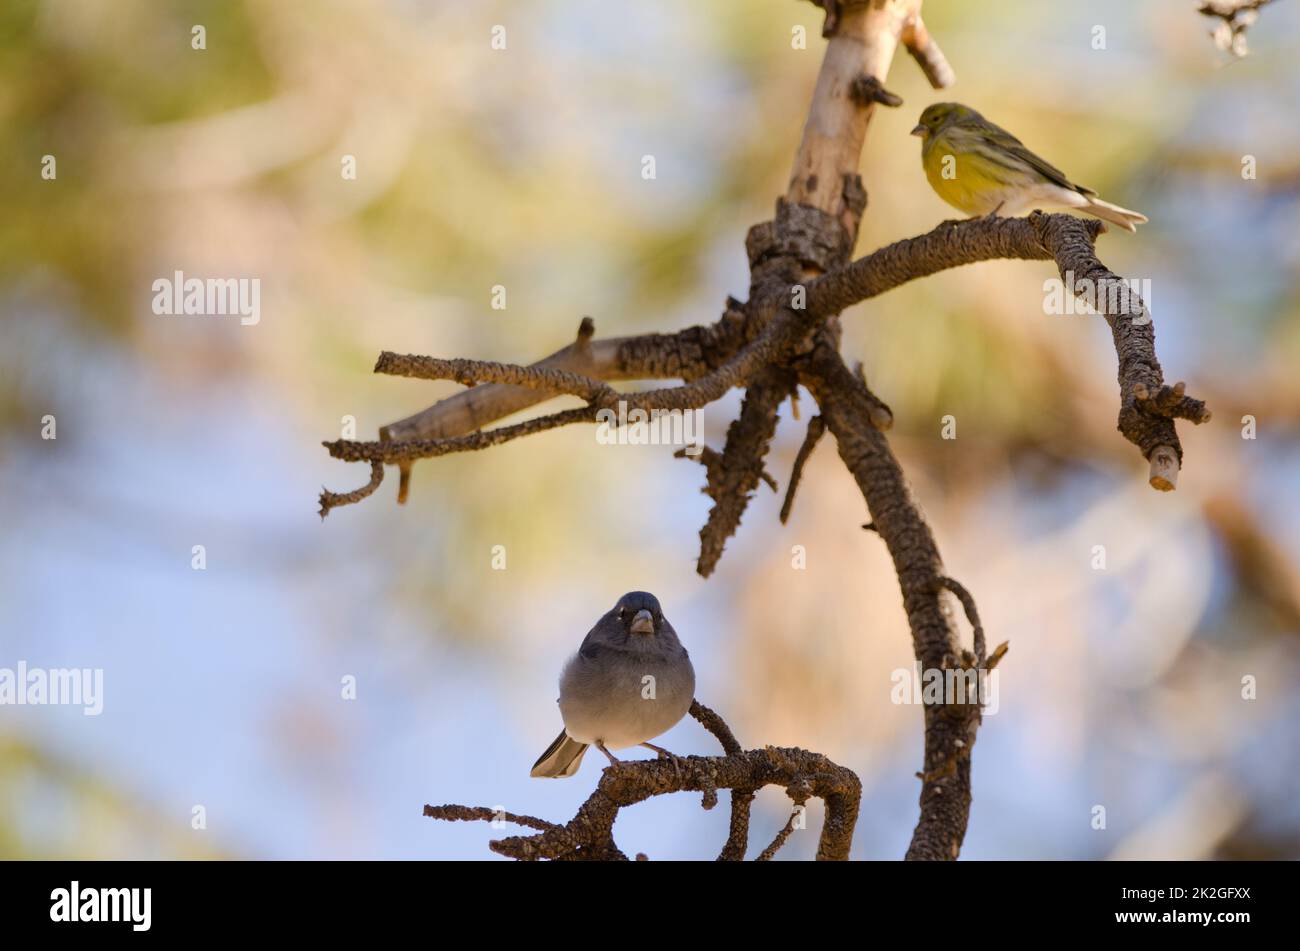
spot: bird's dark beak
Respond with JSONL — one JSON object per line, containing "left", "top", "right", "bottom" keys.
{"left": 630, "top": 610, "right": 654, "bottom": 635}
{"left": 910, "top": 124, "right": 927, "bottom": 137}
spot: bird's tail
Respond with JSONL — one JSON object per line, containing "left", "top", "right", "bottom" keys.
{"left": 1081, "top": 195, "right": 1148, "bottom": 233}
{"left": 530, "top": 729, "right": 589, "bottom": 778}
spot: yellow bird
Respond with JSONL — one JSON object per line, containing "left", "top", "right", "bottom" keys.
{"left": 911, "top": 103, "right": 1148, "bottom": 232}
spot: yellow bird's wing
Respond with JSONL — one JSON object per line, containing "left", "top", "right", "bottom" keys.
{"left": 959, "top": 116, "right": 1096, "bottom": 198}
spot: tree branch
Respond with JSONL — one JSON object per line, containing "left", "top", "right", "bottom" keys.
{"left": 317, "top": 461, "right": 384, "bottom": 519}
{"left": 374, "top": 351, "right": 617, "bottom": 404}
{"left": 780, "top": 414, "right": 826, "bottom": 524}
{"left": 379, "top": 314, "right": 745, "bottom": 446}
{"left": 806, "top": 212, "right": 1211, "bottom": 485}
{"left": 900, "top": 10, "right": 955, "bottom": 88}
{"left": 424, "top": 702, "right": 860, "bottom": 861}
{"left": 756, "top": 808, "right": 803, "bottom": 861}
{"left": 799, "top": 341, "right": 983, "bottom": 860}
{"left": 692, "top": 367, "right": 796, "bottom": 577}
{"left": 378, "top": 310, "right": 755, "bottom": 502}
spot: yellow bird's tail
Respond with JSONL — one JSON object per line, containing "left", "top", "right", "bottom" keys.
{"left": 1080, "top": 196, "right": 1148, "bottom": 233}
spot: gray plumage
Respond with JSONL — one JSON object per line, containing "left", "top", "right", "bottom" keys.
{"left": 531, "top": 592, "right": 695, "bottom": 778}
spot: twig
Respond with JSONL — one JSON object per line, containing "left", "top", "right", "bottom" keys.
{"left": 674, "top": 446, "right": 778, "bottom": 496}
{"left": 933, "top": 575, "right": 986, "bottom": 662}
{"left": 854, "top": 362, "right": 895, "bottom": 430}
{"left": 324, "top": 406, "right": 592, "bottom": 468}
{"left": 756, "top": 807, "right": 802, "bottom": 861}
{"left": 374, "top": 352, "right": 616, "bottom": 404}
{"left": 900, "top": 12, "right": 955, "bottom": 88}
{"left": 694, "top": 367, "right": 796, "bottom": 576}
{"left": 691, "top": 699, "right": 756, "bottom": 860}
{"left": 780, "top": 415, "right": 826, "bottom": 524}
{"left": 318, "top": 461, "right": 384, "bottom": 519}
{"left": 422, "top": 804, "right": 558, "bottom": 832}
{"left": 691, "top": 699, "right": 742, "bottom": 755}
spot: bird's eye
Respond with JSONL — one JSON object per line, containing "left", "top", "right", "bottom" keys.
{"left": 617, "top": 607, "right": 625, "bottom": 619}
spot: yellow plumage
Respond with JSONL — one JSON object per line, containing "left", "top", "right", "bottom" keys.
{"left": 912, "top": 103, "right": 1148, "bottom": 232}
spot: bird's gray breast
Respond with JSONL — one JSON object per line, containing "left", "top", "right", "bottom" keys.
{"left": 558, "top": 644, "right": 695, "bottom": 749}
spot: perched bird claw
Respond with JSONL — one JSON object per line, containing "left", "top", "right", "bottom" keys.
{"left": 641, "top": 742, "right": 685, "bottom": 780}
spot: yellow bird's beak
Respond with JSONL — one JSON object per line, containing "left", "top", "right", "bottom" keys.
{"left": 910, "top": 124, "right": 927, "bottom": 137}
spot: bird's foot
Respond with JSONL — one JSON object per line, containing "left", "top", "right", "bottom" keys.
{"left": 641, "top": 742, "right": 685, "bottom": 779}
{"left": 596, "top": 742, "right": 624, "bottom": 769}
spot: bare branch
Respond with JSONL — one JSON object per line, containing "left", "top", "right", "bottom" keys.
{"left": 719, "top": 788, "right": 757, "bottom": 861}
{"left": 800, "top": 340, "right": 982, "bottom": 861}
{"left": 374, "top": 351, "right": 616, "bottom": 404}
{"left": 690, "top": 699, "right": 743, "bottom": 756}
{"left": 378, "top": 310, "right": 756, "bottom": 494}
{"left": 901, "top": 12, "right": 955, "bottom": 88}
{"left": 692, "top": 367, "right": 796, "bottom": 577}
{"left": 424, "top": 703, "right": 860, "bottom": 861}
{"left": 854, "top": 361, "right": 895, "bottom": 430}
{"left": 324, "top": 406, "right": 592, "bottom": 467}
{"left": 780, "top": 415, "right": 826, "bottom": 524}
{"left": 756, "top": 808, "right": 802, "bottom": 861}
{"left": 690, "top": 700, "right": 756, "bottom": 861}
{"left": 318, "top": 461, "right": 384, "bottom": 519}
{"left": 674, "top": 445, "right": 779, "bottom": 494}
{"left": 421, "top": 804, "right": 558, "bottom": 833}
{"left": 806, "top": 213, "right": 1211, "bottom": 485}
{"left": 933, "top": 574, "right": 986, "bottom": 662}
{"left": 804, "top": 213, "right": 1104, "bottom": 312}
